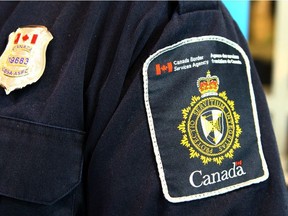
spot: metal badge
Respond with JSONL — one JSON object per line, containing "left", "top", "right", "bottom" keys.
{"left": 0, "top": 26, "right": 53, "bottom": 94}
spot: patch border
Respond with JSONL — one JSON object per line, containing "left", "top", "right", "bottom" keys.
{"left": 143, "top": 35, "right": 269, "bottom": 203}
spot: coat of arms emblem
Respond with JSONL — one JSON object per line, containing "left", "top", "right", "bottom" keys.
{"left": 178, "top": 71, "right": 242, "bottom": 165}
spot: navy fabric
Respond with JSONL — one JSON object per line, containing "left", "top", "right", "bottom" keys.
{"left": 0, "top": 1, "right": 286, "bottom": 216}
{"left": 0, "top": 116, "right": 84, "bottom": 204}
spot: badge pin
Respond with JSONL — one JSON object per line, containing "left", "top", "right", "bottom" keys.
{"left": 0, "top": 26, "right": 53, "bottom": 94}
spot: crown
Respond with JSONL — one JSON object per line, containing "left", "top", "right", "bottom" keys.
{"left": 197, "top": 71, "right": 219, "bottom": 97}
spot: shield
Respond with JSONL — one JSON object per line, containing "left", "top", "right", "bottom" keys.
{"left": 0, "top": 26, "right": 53, "bottom": 94}
{"left": 200, "top": 109, "right": 224, "bottom": 145}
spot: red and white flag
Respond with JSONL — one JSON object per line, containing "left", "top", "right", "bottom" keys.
{"left": 155, "top": 62, "right": 173, "bottom": 76}
{"left": 14, "top": 33, "right": 38, "bottom": 44}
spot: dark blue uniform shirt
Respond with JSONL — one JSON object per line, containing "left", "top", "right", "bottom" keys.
{"left": 0, "top": 1, "right": 287, "bottom": 216}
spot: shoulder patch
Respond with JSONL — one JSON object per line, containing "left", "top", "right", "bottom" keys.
{"left": 143, "top": 36, "right": 269, "bottom": 203}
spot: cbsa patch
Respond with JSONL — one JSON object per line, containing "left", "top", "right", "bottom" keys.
{"left": 143, "top": 36, "right": 269, "bottom": 203}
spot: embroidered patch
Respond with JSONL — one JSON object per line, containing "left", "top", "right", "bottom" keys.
{"left": 143, "top": 36, "right": 269, "bottom": 203}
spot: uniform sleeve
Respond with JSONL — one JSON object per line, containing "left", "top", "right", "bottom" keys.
{"left": 86, "top": 2, "right": 288, "bottom": 216}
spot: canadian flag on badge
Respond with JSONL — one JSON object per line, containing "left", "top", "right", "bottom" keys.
{"left": 155, "top": 62, "right": 173, "bottom": 75}
{"left": 14, "top": 33, "right": 38, "bottom": 44}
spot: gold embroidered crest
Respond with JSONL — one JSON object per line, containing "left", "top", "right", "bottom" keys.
{"left": 0, "top": 26, "right": 53, "bottom": 94}
{"left": 178, "top": 71, "right": 242, "bottom": 165}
